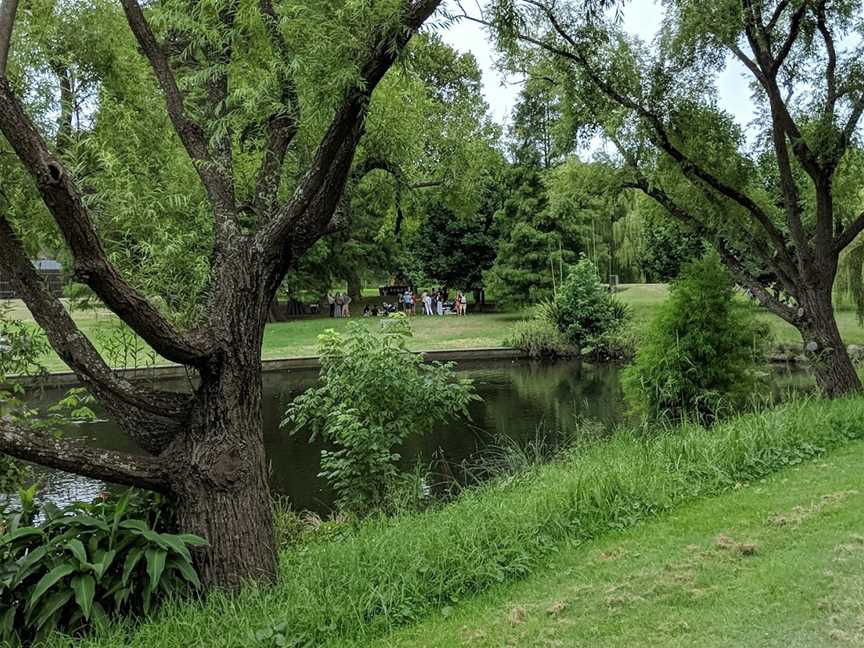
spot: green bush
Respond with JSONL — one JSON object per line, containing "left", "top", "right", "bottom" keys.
{"left": 506, "top": 259, "right": 630, "bottom": 359}
{"left": 39, "top": 395, "right": 864, "bottom": 648}
{"left": 549, "top": 258, "right": 629, "bottom": 351}
{"left": 623, "top": 253, "right": 770, "bottom": 421}
{"left": 283, "top": 315, "right": 479, "bottom": 515}
{"left": 0, "top": 491, "right": 205, "bottom": 645}
{"left": 503, "top": 318, "right": 577, "bottom": 358}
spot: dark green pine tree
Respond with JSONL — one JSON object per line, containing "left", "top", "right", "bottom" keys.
{"left": 485, "top": 157, "right": 576, "bottom": 307}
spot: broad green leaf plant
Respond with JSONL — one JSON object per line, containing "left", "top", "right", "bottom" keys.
{"left": 0, "top": 490, "right": 206, "bottom": 645}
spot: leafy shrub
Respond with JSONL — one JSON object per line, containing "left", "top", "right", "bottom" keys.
{"left": 622, "top": 253, "right": 770, "bottom": 421}
{"left": 0, "top": 491, "right": 205, "bottom": 645}
{"left": 504, "top": 318, "right": 577, "bottom": 358}
{"left": 283, "top": 315, "right": 479, "bottom": 515}
{"left": 551, "top": 257, "right": 630, "bottom": 350}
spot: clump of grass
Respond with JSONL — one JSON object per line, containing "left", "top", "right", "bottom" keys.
{"left": 42, "top": 395, "right": 864, "bottom": 648}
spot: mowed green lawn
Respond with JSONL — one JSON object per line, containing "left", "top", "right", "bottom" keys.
{"left": 6, "top": 284, "right": 864, "bottom": 372}
{"left": 362, "top": 439, "right": 864, "bottom": 648}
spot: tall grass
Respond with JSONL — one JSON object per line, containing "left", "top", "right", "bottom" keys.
{"left": 44, "top": 396, "right": 864, "bottom": 648}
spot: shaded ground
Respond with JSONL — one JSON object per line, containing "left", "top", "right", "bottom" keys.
{"left": 360, "top": 440, "right": 864, "bottom": 648}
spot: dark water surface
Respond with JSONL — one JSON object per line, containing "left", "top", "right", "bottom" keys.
{"left": 20, "top": 360, "right": 812, "bottom": 514}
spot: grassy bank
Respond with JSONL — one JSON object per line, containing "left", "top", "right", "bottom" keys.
{"left": 372, "top": 439, "right": 864, "bottom": 648}
{"left": 42, "top": 395, "right": 864, "bottom": 648}
{"left": 8, "top": 284, "right": 864, "bottom": 372}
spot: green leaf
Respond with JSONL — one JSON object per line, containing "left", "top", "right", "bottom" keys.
{"left": 144, "top": 532, "right": 189, "bottom": 562}
{"left": 145, "top": 548, "right": 167, "bottom": 594}
{"left": 31, "top": 588, "right": 73, "bottom": 630}
{"left": 0, "top": 606, "right": 17, "bottom": 640}
{"left": 65, "top": 539, "right": 88, "bottom": 565}
{"left": 177, "top": 533, "right": 209, "bottom": 547}
{"left": 27, "top": 563, "right": 76, "bottom": 612}
{"left": 66, "top": 515, "right": 109, "bottom": 531}
{"left": 166, "top": 558, "right": 201, "bottom": 589}
{"left": 0, "top": 527, "right": 43, "bottom": 546}
{"left": 122, "top": 546, "right": 145, "bottom": 586}
{"left": 71, "top": 574, "right": 96, "bottom": 620}
{"left": 92, "top": 549, "right": 117, "bottom": 580}
{"left": 118, "top": 519, "right": 148, "bottom": 532}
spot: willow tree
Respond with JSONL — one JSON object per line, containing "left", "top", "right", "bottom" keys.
{"left": 467, "top": 0, "right": 864, "bottom": 395}
{"left": 0, "top": 0, "right": 441, "bottom": 589}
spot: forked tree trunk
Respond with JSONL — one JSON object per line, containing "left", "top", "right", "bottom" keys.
{"left": 797, "top": 285, "right": 862, "bottom": 398}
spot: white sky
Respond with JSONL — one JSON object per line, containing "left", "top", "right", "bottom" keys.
{"left": 438, "top": 0, "right": 756, "bottom": 130}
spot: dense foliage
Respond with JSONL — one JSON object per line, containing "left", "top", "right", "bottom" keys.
{"left": 623, "top": 255, "right": 770, "bottom": 421}
{"left": 550, "top": 257, "right": 629, "bottom": 352}
{"left": 0, "top": 491, "right": 205, "bottom": 645}
{"left": 283, "top": 315, "right": 479, "bottom": 515}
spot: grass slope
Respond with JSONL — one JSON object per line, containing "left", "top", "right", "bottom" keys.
{"left": 40, "top": 396, "right": 864, "bottom": 648}
{"left": 371, "top": 440, "right": 864, "bottom": 648}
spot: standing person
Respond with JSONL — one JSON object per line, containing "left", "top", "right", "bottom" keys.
{"left": 327, "top": 293, "right": 335, "bottom": 318}
{"left": 334, "top": 293, "right": 343, "bottom": 318}
{"left": 403, "top": 289, "right": 413, "bottom": 316}
{"left": 459, "top": 291, "right": 468, "bottom": 316}
{"left": 436, "top": 290, "right": 444, "bottom": 316}
{"left": 423, "top": 291, "right": 433, "bottom": 316}
{"left": 342, "top": 293, "right": 351, "bottom": 318}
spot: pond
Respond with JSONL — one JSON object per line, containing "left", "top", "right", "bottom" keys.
{"left": 17, "top": 359, "right": 814, "bottom": 514}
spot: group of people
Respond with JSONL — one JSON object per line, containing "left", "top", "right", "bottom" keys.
{"left": 326, "top": 293, "right": 352, "bottom": 318}
{"left": 327, "top": 288, "right": 470, "bottom": 319}
{"left": 401, "top": 289, "right": 468, "bottom": 317}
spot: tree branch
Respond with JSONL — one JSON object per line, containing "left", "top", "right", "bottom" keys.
{"left": 253, "top": 0, "right": 299, "bottom": 220}
{"left": 119, "top": 0, "right": 237, "bottom": 234}
{"left": 0, "top": 419, "right": 170, "bottom": 493}
{"left": 256, "top": 0, "right": 442, "bottom": 259}
{"left": 0, "top": 77, "right": 213, "bottom": 366}
{"left": 465, "top": 3, "right": 795, "bottom": 273}
{"left": 834, "top": 208, "right": 864, "bottom": 253}
{"left": 0, "top": 215, "right": 190, "bottom": 453}
{"left": 0, "top": 0, "right": 18, "bottom": 74}
{"left": 739, "top": 0, "right": 822, "bottom": 179}
{"left": 815, "top": 1, "right": 837, "bottom": 117}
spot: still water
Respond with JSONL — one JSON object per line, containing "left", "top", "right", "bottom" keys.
{"left": 21, "top": 360, "right": 812, "bottom": 514}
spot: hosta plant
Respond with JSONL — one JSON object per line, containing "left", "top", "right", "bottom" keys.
{"left": 0, "top": 490, "right": 206, "bottom": 645}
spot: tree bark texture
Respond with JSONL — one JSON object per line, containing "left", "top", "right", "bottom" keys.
{"left": 797, "top": 284, "right": 862, "bottom": 397}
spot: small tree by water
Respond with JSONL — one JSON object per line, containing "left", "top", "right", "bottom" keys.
{"left": 623, "top": 254, "right": 770, "bottom": 422}
{"left": 283, "top": 315, "right": 479, "bottom": 516}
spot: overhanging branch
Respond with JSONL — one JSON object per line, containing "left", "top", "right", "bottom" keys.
{"left": 0, "top": 418, "right": 170, "bottom": 493}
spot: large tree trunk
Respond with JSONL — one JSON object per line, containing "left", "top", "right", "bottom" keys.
{"left": 167, "top": 302, "right": 277, "bottom": 588}
{"left": 797, "top": 284, "right": 862, "bottom": 397}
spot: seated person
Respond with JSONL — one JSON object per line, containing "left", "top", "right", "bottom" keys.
{"left": 363, "top": 305, "right": 371, "bottom": 317}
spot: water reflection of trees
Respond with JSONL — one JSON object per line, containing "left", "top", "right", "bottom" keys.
{"left": 481, "top": 361, "right": 625, "bottom": 439}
